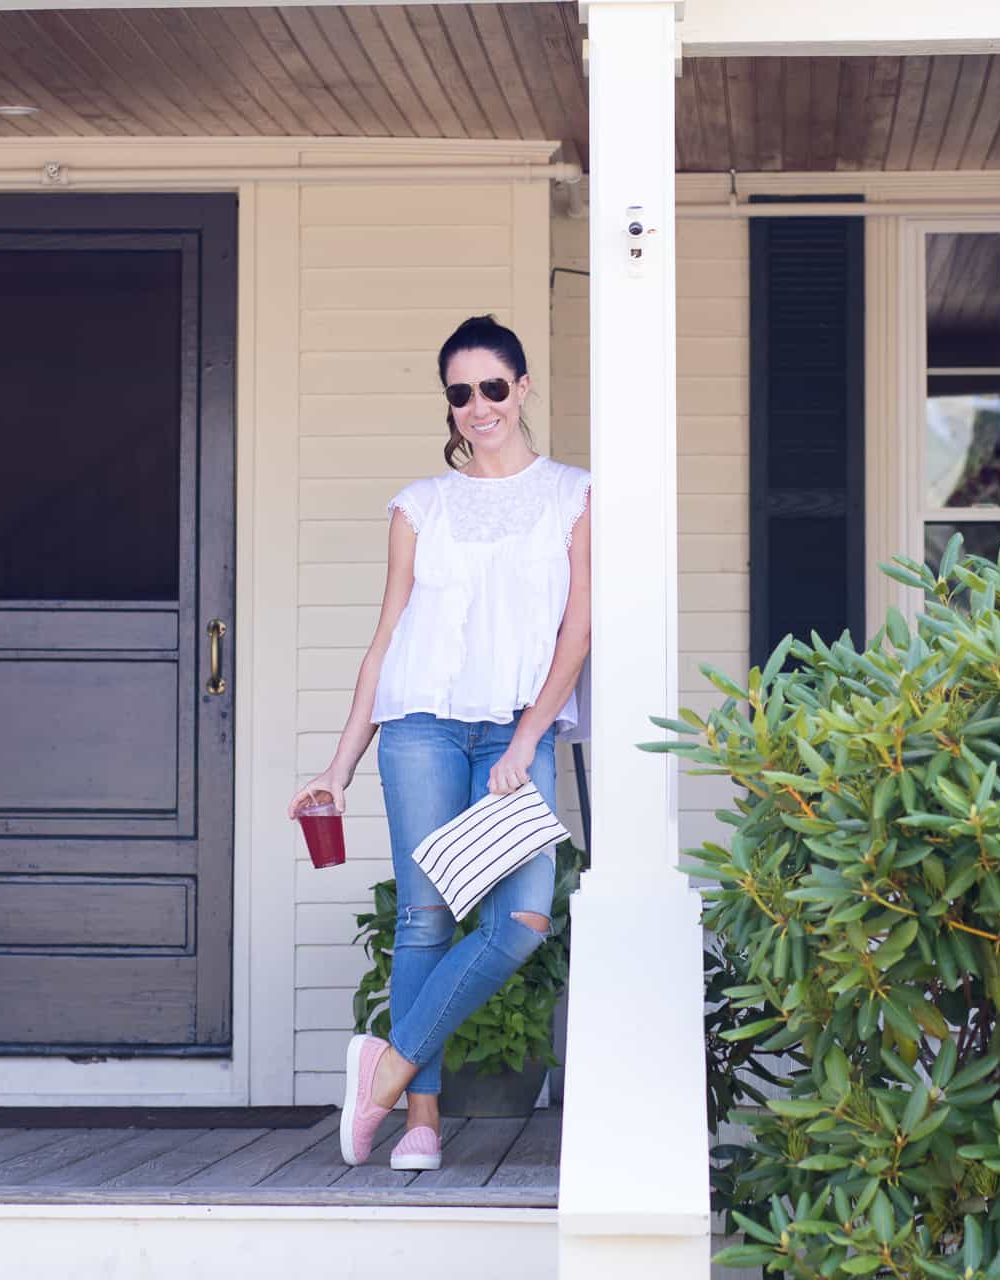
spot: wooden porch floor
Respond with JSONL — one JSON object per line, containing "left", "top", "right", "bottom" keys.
{"left": 0, "top": 1107, "right": 561, "bottom": 1209}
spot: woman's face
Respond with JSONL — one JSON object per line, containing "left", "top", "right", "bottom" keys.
{"left": 444, "top": 347, "right": 529, "bottom": 459}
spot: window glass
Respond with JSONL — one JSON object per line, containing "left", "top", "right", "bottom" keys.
{"left": 0, "top": 249, "right": 182, "bottom": 601}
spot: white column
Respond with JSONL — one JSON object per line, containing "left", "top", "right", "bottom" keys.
{"left": 559, "top": 2, "right": 711, "bottom": 1276}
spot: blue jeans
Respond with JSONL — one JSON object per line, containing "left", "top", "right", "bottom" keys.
{"left": 377, "top": 712, "right": 557, "bottom": 1094}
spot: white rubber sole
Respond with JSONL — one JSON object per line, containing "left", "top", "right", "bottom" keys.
{"left": 339, "top": 1034, "right": 367, "bottom": 1166}
{"left": 390, "top": 1151, "right": 442, "bottom": 1172}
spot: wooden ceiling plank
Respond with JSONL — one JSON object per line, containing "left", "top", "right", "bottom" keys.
{"left": 933, "top": 54, "right": 989, "bottom": 169}
{"left": 957, "top": 55, "right": 1000, "bottom": 168}
{"left": 884, "top": 55, "right": 931, "bottom": 170}
{"left": 533, "top": 3, "right": 588, "bottom": 135}
{"left": 3, "top": 10, "right": 146, "bottom": 135}
{"left": 435, "top": 5, "right": 518, "bottom": 139}
{"left": 88, "top": 9, "right": 235, "bottom": 137}
{"left": 909, "top": 55, "right": 962, "bottom": 170}
{"left": 779, "top": 54, "right": 811, "bottom": 171}
{"left": 477, "top": 6, "right": 551, "bottom": 140}
{"left": 402, "top": 5, "right": 493, "bottom": 139}
{"left": 280, "top": 6, "right": 385, "bottom": 136}
{"left": 859, "top": 55, "right": 901, "bottom": 170}
{"left": 135, "top": 8, "right": 278, "bottom": 135}
{"left": 723, "top": 57, "right": 757, "bottom": 173}
{"left": 0, "top": 18, "right": 93, "bottom": 134}
{"left": 0, "top": 115, "right": 48, "bottom": 136}
{"left": 243, "top": 9, "right": 356, "bottom": 134}
{"left": 310, "top": 5, "right": 415, "bottom": 137}
{"left": 804, "top": 56, "right": 839, "bottom": 172}
{"left": 34, "top": 9, "right": 174, "bottom": 135}
{"left": 691, "top": 59, "right": 733, "bottom": 173}
{"left": 56, "top": 10, "right": 210, "bottom": 136}
{"left": 834, "top": 55, "right": 872, "bottom": 172}
{"left": 185, "top": 8, "right": 314, "bottom": 135}
{"left": 753, "top": 56, "right": 784, "bottom": 171}
{"left": 674, "top": 55, "right": 705, "bottom": 171}
{"left": 218, "top": 7, "right": 345, "bottom": 135}
{"left": 340, "top": 5, "right": 441, "bottom": 136}
{"left": 375, "top": 7, "right": 466, "bottom": 136}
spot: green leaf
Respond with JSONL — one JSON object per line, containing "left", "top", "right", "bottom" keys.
{"left": 871, "top": 1189, "right": 895, "bottom": 1244}
{"left": 766, "top": 1098, "right": 828, "bottom": 1119}
{"left": 699, "top": 663, "right": 748, "bottom": 701}
{"left": 965, "top": 1213, "right": 984, "bottom": 1272}
{"left": 840, "top": 1256, "right": 883, "bottom": 1275}
{"left": 901, "top": 1084, "right": 930, "bottom": 1136}
{"left": 730, "top": 1211, "right": 780, "bottom": 1246}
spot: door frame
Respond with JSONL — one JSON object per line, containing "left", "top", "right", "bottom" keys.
{"left": 0, "top": 179, "right": 299, "bottom": 1104}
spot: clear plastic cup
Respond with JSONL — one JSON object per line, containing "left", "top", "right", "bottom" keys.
{"left": 298, "top": 802, "right": 346, "bottom": 869}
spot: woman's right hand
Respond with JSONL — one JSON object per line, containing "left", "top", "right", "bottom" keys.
{"left": 287, "top": 761, "right": 353, "bottom": 819}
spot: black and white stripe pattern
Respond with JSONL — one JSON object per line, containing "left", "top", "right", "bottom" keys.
{"left": 411, "top": 783, "right": 570, "bottom": 922}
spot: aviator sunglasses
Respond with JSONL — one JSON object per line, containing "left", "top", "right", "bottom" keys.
{"left": 444, "top": 377, "right": 514, "bottom": 409}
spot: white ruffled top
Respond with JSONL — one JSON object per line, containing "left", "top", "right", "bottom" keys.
{"left": 372, "top": 455, "right": 591, "bottom": 739}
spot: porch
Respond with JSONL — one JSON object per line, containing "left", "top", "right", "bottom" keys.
{"left": 0, "top": 1106, "right": 560, "bottom": 1207}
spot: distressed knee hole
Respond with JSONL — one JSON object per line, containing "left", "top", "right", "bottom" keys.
{"left": 511, "top": 911, "right": 549, "bottom": 935}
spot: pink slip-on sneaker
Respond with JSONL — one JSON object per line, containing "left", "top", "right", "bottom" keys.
{"left": 340, "top": 1034, "right": 391, "bottom": 1166}
{"left": 390, "top": 1125, "right": 442, "bottom": 1171}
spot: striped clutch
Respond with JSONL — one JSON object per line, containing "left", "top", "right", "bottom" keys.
{"left": 410, "top": 783, "right": 570, "bottom": 922}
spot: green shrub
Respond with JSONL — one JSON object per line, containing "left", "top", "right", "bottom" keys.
{"left": 644, "top": 538, "right": 1000, "bottom": 1277}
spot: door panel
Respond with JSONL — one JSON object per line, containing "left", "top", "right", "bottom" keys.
{"left": 0, "top": 194, "right": 236, "bottom": 1053}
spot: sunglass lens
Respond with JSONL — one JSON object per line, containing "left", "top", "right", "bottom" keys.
{"left": 480, "top": 378, "right": 511, "bottom": 403}
{"left": 445, "top": 383, "right": 473, "bottom": 408}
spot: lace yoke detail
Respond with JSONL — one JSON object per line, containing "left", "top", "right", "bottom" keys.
{"left": 443, "top": 458, "right": 552, "bottom": 543}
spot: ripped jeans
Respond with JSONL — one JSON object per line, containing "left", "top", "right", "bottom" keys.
{"left": 377, "top": 712, "right": 557, "bottom": 1094}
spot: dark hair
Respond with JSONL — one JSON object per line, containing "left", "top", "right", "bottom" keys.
{"left": 437, "top": 315, "right": 530, "bottom": 469}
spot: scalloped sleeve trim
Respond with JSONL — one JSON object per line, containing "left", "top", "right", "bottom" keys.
{"left": 564, "top": 474, "right": 592, "bottom": 549}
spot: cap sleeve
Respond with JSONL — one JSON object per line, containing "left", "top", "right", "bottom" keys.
{"left": 558, "top": 466, "right": 592, "bottom": 549}
{"left": 387, "top": 477, "right": 436, "bottom": 534}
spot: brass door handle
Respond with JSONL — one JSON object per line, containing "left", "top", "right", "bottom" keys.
{"left": 207, "top": 619, "right": 227, "bottom": 695}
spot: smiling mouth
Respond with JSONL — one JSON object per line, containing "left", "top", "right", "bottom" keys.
{"left": 472, "top": 419, "right": 500, "bottom": 433}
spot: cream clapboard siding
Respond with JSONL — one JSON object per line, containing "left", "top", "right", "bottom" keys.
{"left": 550, "top": 201, "right": 749, "bottom": 853}
{"left": 293, "top": 180, "right": 550, "bottom": 1104}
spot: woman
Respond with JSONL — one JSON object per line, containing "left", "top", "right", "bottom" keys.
{"left": 289, "top": 315, "right": 591, "bottom": 1171}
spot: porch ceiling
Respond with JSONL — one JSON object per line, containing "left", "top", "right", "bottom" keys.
{"left": 1, "top": 8, "right": 999, "bottom": 176}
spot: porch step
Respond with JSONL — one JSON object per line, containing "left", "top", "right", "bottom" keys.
{"left": 0, "top": 1203, "right": 559, "bottom": 1280}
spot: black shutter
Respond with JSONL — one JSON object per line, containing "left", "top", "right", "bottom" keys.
{"left": 749, "top": 205, "right": 866, "bottom": 668}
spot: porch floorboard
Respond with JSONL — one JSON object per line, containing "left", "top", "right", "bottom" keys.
{"left": 0, "top": 1108, "right": 561, "bottom": 1209}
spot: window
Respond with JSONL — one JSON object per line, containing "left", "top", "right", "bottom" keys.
{"left": 922, "top": 231, "right": 1000, "bottom": 568}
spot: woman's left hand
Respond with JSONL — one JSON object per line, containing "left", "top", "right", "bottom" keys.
{"left": 488, "top": 740, "right": 536, "bottom": 795}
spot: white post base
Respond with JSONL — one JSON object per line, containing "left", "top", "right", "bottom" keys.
{"left": 561, "top": 1231, "right": 711, "bottom": 1279}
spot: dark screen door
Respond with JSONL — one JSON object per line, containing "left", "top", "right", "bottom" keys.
{"left": 0, "top": 194, "right": 236, "bottom": 1053}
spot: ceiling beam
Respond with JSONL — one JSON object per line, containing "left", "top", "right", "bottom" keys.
{"left": 679, "top": 0, "right": 1000, "bottom": 56}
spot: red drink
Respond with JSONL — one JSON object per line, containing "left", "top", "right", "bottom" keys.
{"left": 298, "top": 803, "right": 346, "bottom": 869}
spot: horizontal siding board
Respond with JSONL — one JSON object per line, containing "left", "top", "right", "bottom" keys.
{"left": 296, "top": 856, "right": 394, "bottom": 905}
{"left": 677, "top": 375, "right": 746, "bottom": 417}
{"left": 676, "top": 336, "right": 747, "bottom": 376}
{"left": 676, "top": 297, "right": 747, "bottom": 336}
{"left": 300, "top": 352, "right": 440, "bottom": 396}
{"left": 681, "top": 611, "right": 749, "bottom": 652}
{"left": 678, "top": 416, "right": 747, "bottom": 455}
{"left": 295, "top": 1028, "right": 354, "bottom": 1067}
{"left": 301, "top": 434, "right": 444, "bottom": 475}
{"left": 302, "top": 310, "right": 511, "bottom": 353}
{"left": 298, "top": 648, "right": 366, "bottom": 690}
{"left": 299, "top": 604, "right": 381, "bottom": 647}
{"left": 302, "top": 265, "right": 511, "bottom": 310}
{"left": 300, "top": 563, "right": 387, "bottom": 606}
{"left": 297, "top": 991, "right": 354, "bottom": 1032}
{"left": 677, "top": 258, "right": 748, "bottom": 298}
{"left": 297, "top": 902, "right": 370, "bottom": 946}
{"left": 294, "top": 947, "right": 369, "bottom": 992}
{"left": 301, "top": 184, "right": 512, "bottom": 227}
{"left": 679, "top": 495, "right": 746, "bottom": 534}
{"left": 679, "top": 571, "right": 749, "bottom": 613}
{"left": 680, "top": 651, "right": 748, "bottom": 691}
{"left": 301, "top": 394, "right": 447, "bottom": 435}
{"left": 679, "top": 456, "right": 747, "bottom": 494}
{"left": 676, "top": 220, "right": 746, "bottom": 260}
{"left": 300, "top": 479, "right": 397, "bottom": 520}
{"left": 678, "top": 533, "right": 749, "bottom": 574}
{"left": 300, "top": 521, "right": 387, "bottom": 562}
{"left": 302, "top": 224, "right": 510, "bottom": 268}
